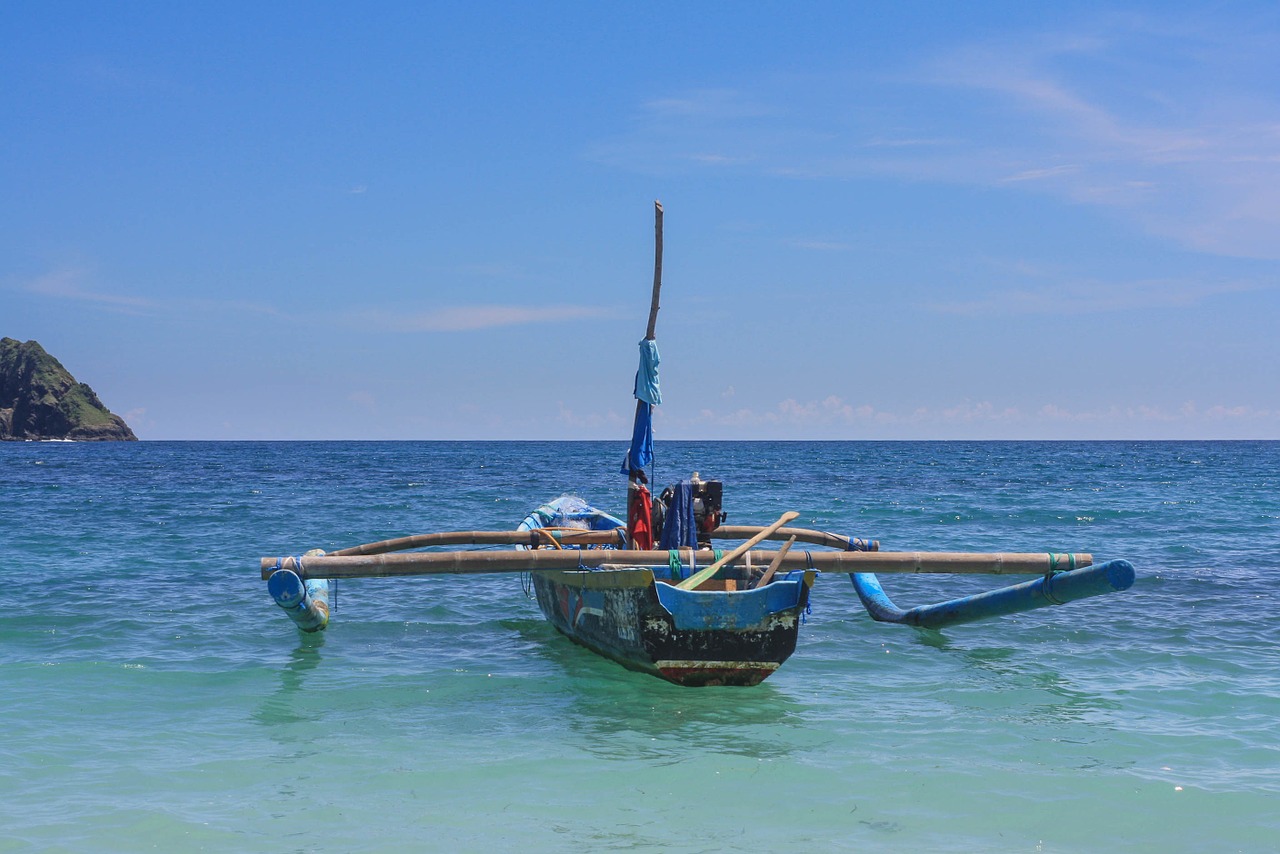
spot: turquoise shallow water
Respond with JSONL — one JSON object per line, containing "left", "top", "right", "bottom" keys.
{"left": 2, "top": 440, "right": 1278, "bottom": 852}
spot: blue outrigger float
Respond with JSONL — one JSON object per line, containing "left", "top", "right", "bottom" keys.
{"left": 260, "top": 203, "right": 1136, "bottom": 687}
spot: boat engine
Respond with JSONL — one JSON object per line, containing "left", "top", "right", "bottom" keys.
{"left": 653, "top": 474, "right": 725, "bottom": 548}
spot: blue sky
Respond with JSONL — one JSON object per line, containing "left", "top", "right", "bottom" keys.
{"left": 4, "top": 2, "right": 1278, "bottom": 440}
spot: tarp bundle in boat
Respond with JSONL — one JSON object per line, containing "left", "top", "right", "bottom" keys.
{"left": 518, "top": 496, "right": 625, "bottom": 533}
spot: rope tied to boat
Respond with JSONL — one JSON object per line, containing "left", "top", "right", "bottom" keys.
{"left": 1042, "top": 552, "right": 1076, "bottom": 605}
{"left": 799, "top": 552, "right": 817, "bottom": 623}
{"left": 665, "top": 547, "right": 721, "bottom": 581}
{"left": 790, "top": 551, "right": 816, "bottom": 623}
{"left": 532, "top": 529, "right": 563, "bottom": 549}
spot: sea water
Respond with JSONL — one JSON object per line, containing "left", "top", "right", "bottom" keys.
{"left": 2, "top": 441, "right": 1277, "bottom": 852}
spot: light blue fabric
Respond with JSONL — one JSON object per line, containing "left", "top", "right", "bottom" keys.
{"left": 620, "top": 339, "right": 661, "bottom": 475}
{"left": 634, "top": 339, "right": 662, "bottom": 405}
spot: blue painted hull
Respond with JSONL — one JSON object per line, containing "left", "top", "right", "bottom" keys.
{"left": 531, "top": 567, "right": 814, "bottom": 687}
{"left": 519, "top": 496, "right": 815, "bottom": 686}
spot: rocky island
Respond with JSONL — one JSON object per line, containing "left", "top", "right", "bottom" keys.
{"left": 0, "top": 338, "right": 138, "bottom": 441}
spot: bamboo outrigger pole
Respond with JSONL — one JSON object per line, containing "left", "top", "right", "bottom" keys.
{"left": 289, "top": 523, "right": 875, "bottom": 558}
{"left": 261, "top": 550, "right": 1094, "bottom": 580}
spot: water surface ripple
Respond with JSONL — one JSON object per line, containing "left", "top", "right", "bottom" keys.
{"left": 2, "top": 441, "right": 1277, "bottom": 851}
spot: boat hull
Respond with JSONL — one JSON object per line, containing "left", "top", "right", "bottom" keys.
{"left": 531, "top": 566, "right": 814, "bottom": 687}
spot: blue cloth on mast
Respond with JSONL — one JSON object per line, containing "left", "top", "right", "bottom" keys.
{"left": 620, "top": 400, "right": 654, "bottom": 474}
{"left": 621, "top": 339, "right": 662, "bottom": 475}
{"left": 658, "top": 479, "right": 698, "bottom": 550}
{"left": 634, "top": 339, "right": 662, "bottom": 405}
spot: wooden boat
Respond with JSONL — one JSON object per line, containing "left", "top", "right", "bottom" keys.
{"left": 514, "top": 496, "right": 818, "bottom": 686}
{"left": 260, "top": 202, "right": 1136, "bottom": 687}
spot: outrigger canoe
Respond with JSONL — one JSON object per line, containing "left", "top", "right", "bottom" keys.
{"left": 260, "top": 202, "right": 1136, "bottom": 687}
{"left": 516, "top": 496, "right": 817, "bottom": 686}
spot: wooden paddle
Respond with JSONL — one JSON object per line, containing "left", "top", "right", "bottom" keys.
{"left": 753, "top": 535, "right": 797, "bottom": 589}
{"left": 675, "top": 511, "right": 800, "bottom": 590}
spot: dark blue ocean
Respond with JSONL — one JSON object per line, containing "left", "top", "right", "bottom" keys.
{"left": 3, "top": 441, "right": 1277, "bottom": 851}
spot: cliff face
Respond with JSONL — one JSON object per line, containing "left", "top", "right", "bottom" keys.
{"left": 0, "top": 338, "right": 138, "bottom": 441}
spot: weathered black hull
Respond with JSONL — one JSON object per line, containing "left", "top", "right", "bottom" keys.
{"left": 531, "top": 567, "right": 814, "bottom": 687}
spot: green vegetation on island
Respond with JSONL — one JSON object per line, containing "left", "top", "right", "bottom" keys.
{"left": 0, "top": 338, "right": 138, "bottom": 441}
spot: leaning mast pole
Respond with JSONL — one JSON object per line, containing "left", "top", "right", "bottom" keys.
{"left": 646, "top": 200, "right": 663, "bottom": 341}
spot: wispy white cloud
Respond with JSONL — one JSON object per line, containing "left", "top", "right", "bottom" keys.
{"left": 927, "top": 276, "right": 1263, "bottom": 316}
{"left": 21, "top": 268, "right": 156, "bottom": 313}
{"left": 556, "top": 401, "right": 627, "bottom": 431}
{"left": 642, "top": 89, "right": 777, "bottom": 121}
{"left": 18, "top": 267, "right": 286, "bottom": 319}
{"left": 592, "top": 13, "right": 1280, "bottom": 258}
{"left": 684, "top": 394, "right": 1279, "bottom": 437}
{"left": 365, "top": 304, "right": 613, "bottom": 332}
{"left": 864, "top": 136, "right": 958, "bottom": 148}
{"left": 999, "top": 164, "right": 1081, "bottom": 183}
{"left": 185, "top": 297, "right": 283, "bottom": 317}
{"left": 17, "top": 267, "right": 614, "bottom": 333}
{"left": 788, "top": 238, "right": 852, "bottom": 251}
{"left": 694, "top": 395, "right": 886, "bottom": 429}
{"left": 920, "top": 23, "right": 1280, "bottom": 257}
{"left": 1036, "top": 401, "right": 1278, "bottom": 425}
{"left": 686, "top": 152, "right": 755, "bottom": 166}
{"left": 587, "top": 86, "right": 824, "bottom": 174}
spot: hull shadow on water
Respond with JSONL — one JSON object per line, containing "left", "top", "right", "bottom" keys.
{"left": 910, "top": 626, "right": 1127, "bottom": 735}
{"left": 503, "top": 617, "right": 817, "bottom": 762}
{"left": 253, "top": 633, "right": 326, "bottom": 729}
